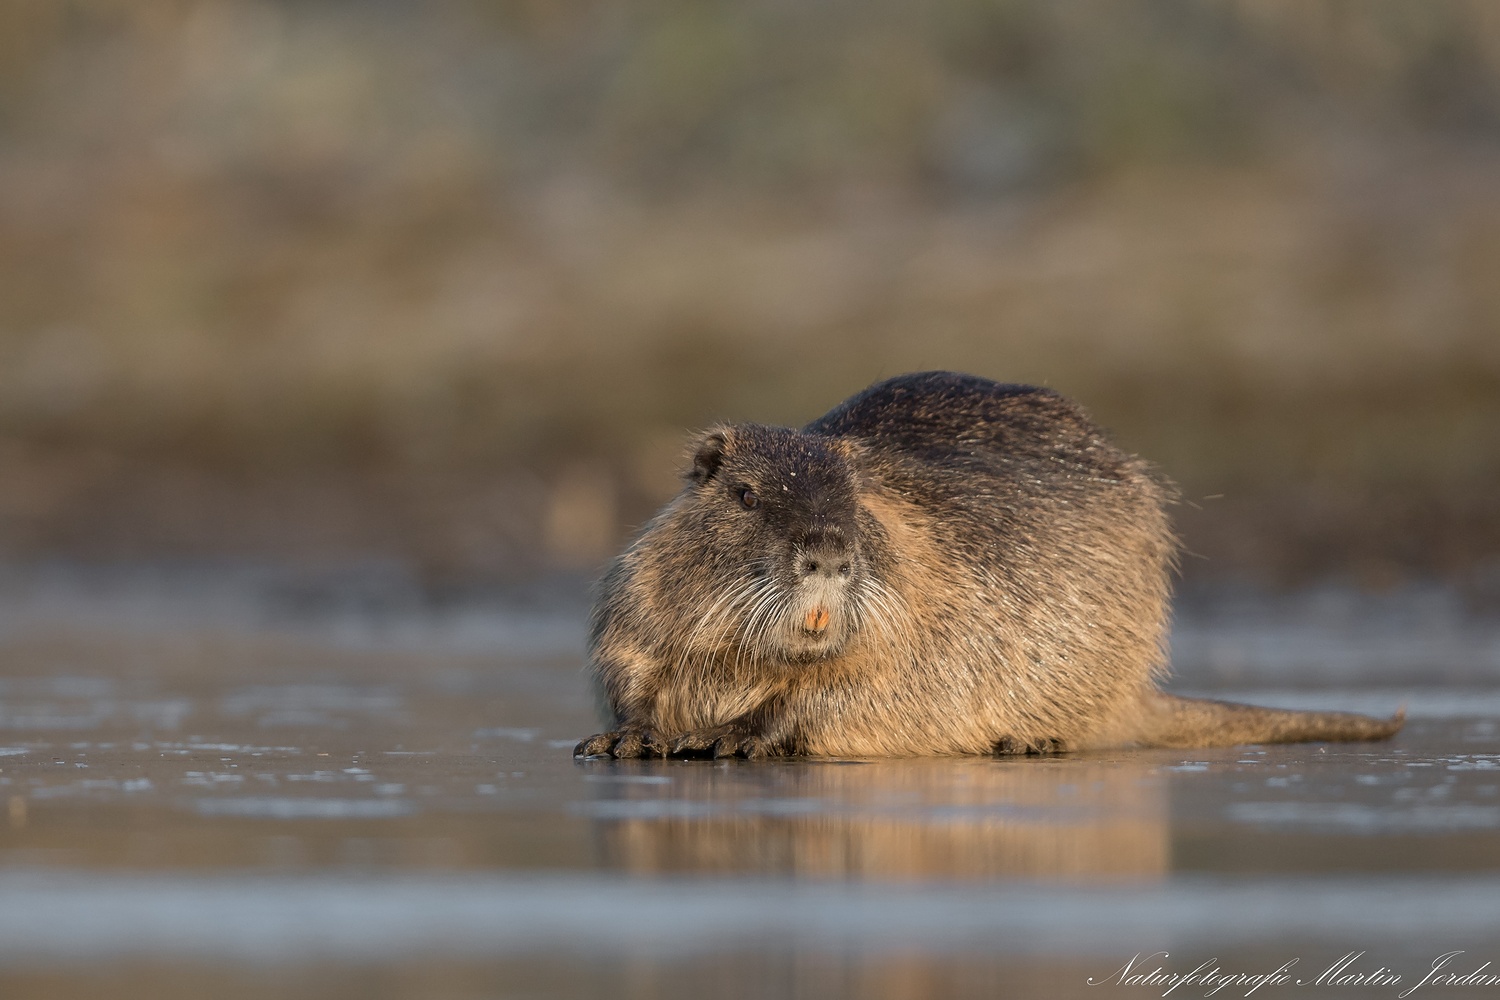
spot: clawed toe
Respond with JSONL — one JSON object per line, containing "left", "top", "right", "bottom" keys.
{"left": 574, "top": 732, "right": 615, "bottom": 757}
{"left": 993, "top": 736, "right": 1065, "bottom": 757}
{"left": 670, "top": 726, "right": 743, "bottom": 758}
{"left": 668, "top": 728, "right": 722, "bottom": 756}
{"left": 712, "top": 733, "right": 752, "bottom": 759}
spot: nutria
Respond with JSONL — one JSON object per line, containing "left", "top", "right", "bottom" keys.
{"left": 575, "top": 371, "right": 1404, "bottom": 759}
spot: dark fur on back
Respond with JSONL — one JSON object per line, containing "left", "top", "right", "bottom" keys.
{"left": 576, "top": 372, "right": 1403, "bottom": 758}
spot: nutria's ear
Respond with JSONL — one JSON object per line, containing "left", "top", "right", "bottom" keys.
{"left": 688, "top": 428, "right": 731, "bottom": 483}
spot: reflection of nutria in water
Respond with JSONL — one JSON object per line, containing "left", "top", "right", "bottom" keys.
{"left": 576, "top": 371, "right": 1403, "bottom": 759}
{"left": 588, "top": 758, "right": 1168, "bottom": 881}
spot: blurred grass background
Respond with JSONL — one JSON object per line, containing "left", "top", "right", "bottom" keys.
{"left": 0, "top": 0, "right": 1497, "bottom": 595}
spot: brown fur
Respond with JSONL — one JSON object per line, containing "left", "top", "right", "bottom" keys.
{"left": 575, "top": 372, "right": 1404, "bottom": 759}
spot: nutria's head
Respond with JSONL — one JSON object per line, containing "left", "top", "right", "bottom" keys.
{"left": 651, "top": 423, "right": 886, "bottom": 664}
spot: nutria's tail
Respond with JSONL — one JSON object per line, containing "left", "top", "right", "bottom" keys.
{"left": 1138, "top": 693, "right": 1405, "bottom": 748}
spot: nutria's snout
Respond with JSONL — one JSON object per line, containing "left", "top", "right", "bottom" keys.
{"left": 781, "top": 504, "right": 859, "bottom": 639}
{"left": 786, "top": 543, "right": 861, "bottom": 654}
{"left": 797, "top": 552, "right": 853, "bottom": 580}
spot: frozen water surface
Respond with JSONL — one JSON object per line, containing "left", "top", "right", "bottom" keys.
{"left": 0, "top": 569, "right": 1498, "bottom": 999}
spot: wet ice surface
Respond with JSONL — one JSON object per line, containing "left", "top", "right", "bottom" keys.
{"left": 1, "top": 569, "right": 1499, "bottom": 999}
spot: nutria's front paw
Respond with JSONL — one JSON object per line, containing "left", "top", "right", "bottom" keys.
{"left": 574, "top": 727, "right": 668, "bottom": 759}
{"left": 668, "top": 724, "right": 778, "bottom": 760}
{"left": 993, "top": 736, "right": 1065, "bottom": 757}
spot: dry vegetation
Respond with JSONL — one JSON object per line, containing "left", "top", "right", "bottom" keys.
{"left": 0, "top": 1, "right": 1497, "bottom": 592}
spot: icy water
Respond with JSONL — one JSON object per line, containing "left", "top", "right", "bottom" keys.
{"left": 1, "top": 569, "right": 1499, "bottom": 999}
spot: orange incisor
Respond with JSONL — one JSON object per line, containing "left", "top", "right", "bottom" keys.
{"left": 804, "top": 606, "right": 831, "bottom": 632}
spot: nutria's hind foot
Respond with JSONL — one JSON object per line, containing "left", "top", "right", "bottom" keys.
{"left": 993, "top": 736, "right": 1066, "bottom": 757}
{"left": 669, "top": 723, "right": 780, "bottom": 760}
{"left": 574, "top": 727, "right": 669, "bottom": 759}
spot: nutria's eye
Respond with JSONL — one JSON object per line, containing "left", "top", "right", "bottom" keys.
{"left": 738, "top": 488, "right": 760, "bottom": 510}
